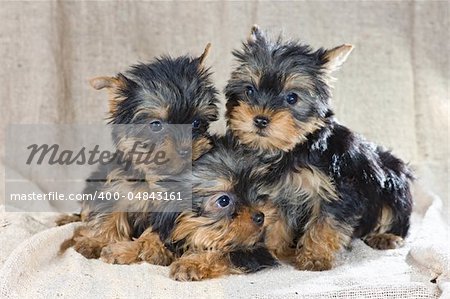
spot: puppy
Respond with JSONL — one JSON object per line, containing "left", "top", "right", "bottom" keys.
{"left": 99, "top": 135, "right": 280, "bottom": 281}
{"left": 60, "top": 44, "right": 219, "bottom": 259}
{"left": 224, "top": 26, "right": 413, "bottom": 271}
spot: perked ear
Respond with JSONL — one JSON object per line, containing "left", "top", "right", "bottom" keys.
{"left": 198, "top": 43, "right": 212, "bottom": 67}
{"left": 88, "top": 74, "right": 129, "bottom": 115}
{"left": 248, "top": 24, "right": 265, "bottom": 43}
{"left": 323, "top": 44, "right": 354, "bottom": 72}
{"left": 89, "top": 74, "right": 127, "bottom": 90}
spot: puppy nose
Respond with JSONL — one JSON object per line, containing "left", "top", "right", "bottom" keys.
{"left": 177, "top": 148, "right": 190, "bottom": 157}
{"left": 251, "top": 212, "right": 265, "bottom": 226}
{"left": 253, "top": 116, "right": 270, "bottom": 129}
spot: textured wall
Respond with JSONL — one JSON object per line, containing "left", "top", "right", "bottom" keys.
{"left": 0, "top": 1, "right": 448, "bottom": 206}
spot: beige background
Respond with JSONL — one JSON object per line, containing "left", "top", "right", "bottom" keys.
{"left": 0, "top": 1, "right": 448, "bottom": 209}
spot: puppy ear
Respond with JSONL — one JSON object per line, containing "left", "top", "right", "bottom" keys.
{"left": 89, "top": 74, "right": 127, "bottom": 90}
{"left": 198, "top": 43, "right": 212, "bottom": 67}
{"left": 248, "top": 24, "right": 265, "bottom": 43}
{"left": 89, "top": 74, "right": 129, "bottom": 115}
{"left": 322, "top": 44, "right": 353, "bottom": 72}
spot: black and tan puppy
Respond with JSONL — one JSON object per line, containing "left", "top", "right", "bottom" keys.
{"left": 225, "top": 26, "right": 413, "bottom": 271}
{"left": 99, "top": 135, "right": 279, "bottom": 281}
{"left": 60, "top": 45, "right": 220, "bottom": 258}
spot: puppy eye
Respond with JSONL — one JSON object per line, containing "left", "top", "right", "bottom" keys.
{"left": 216, "top": 195, "right": 231, "bottom": 208}
{"left": 245, "top": 85, "right": 255, "bottom": 97}
{"left": 149, "top": 120, "right": 163, "bottom": 132}
{"left": 192, "top": 119, "right": 201, "bottom": 129}
{"left": 286, "top": 93, "right": 298, "bottom": 105}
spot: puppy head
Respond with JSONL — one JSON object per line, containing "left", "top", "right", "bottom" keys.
{"left": 90, "top": 44, "right": 219, "bottom": 174}
{"left": 225, "top": 25, "right": 353, "bottom": 153}
{"left": 171, "top": 136, "right": 279, "bottom": 252}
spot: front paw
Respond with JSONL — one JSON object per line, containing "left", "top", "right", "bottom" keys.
{"left": 294, "top": 251, "right": 333, "bottom": 271}
{"left": 364, "top": 233, "right": 404, "bottom": 250}
{"left": 100, "top": 242, "right": 140, "bottom": 264}
{"left": 170, "top": 259, "right": 208, "bottom": 281}
{"left": 73, "top": 237, "right": 104, "bottom": 259}
{"left": 138, "top": 243, "right": 173, "bottom": 266}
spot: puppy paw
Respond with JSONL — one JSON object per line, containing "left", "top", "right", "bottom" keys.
{"left": 100, "top": 241, "right": 140, "bottom": 264}
{"left": 73, "top": 238, "right": 104, "bottom": 259}
{"left": 138, "top": 247, "right": 173, "bottom": 266}
{"left": 170, "top": 259, "right": 208, "bottom": 281}
{"left": 295, "top": 257, "right": 333, "bottom": 271}
{"left": 364, "top": 233, "right": 404, "bottom": 250}
{"left": 294, "top": 251, "right": 333, "bottom": 271}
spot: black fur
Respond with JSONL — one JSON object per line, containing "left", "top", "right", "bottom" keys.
{"left": 229, "top": 247, "right": 279, "bottom": 273}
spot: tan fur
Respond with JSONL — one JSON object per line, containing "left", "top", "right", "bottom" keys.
{"left": 89, "top": 76, "right": 120, "bottom": 90}
{"left": 61, "top": 212, "right": 131, "bottom": 259}
{"left": 170, "top": 251, "right": 240, "bottom": 281}
{"left": 295, "top": 217, "right": 351, "bottom": 271}
{"left": 89, "top": 75, "right": 128, "bottom": 115}
{"left": 198, "top": 43, "right": 212, "bottom": 67}
{"left": 62, "top": 170, "right": 171, "bottom": 259}
{"left": 362, "top": 206, "right": 403, "bottom": 250}
{"left": 95, "top": 212, "right": 131, "bottom": 241}
{"left": 229, "top": 102, "right": 299, "bottom": 152}
{"left": 132, "top": 106, "right": 169, "bottom": 122}
{"left": 323, "top": 44, "right": 354, "bottom": 72}
{"left": 283, "top": 166, "right": 338, "bottom": 203}
{"left": 172, "top": 207, "right": 264, "bottom": 252}
{"left": 364, "top": 233, "right": 404, "bottom": 250}
{"left": 229, "top": 102, "right": 325, "bottom": 153}
{"left": 192, "top": 135, "right": 213, "bottom": 160}
{"left": 100, "top": 228, "right": 173, "bottom": 265}
{"left": 262, "top": 164, "right": 342, "bottom": 267}
{"left": 59, "top": 226, "right": 108, "bottom": 259}
{"left": 257, "top": 200, "right": 292, "bottom": 258}
{"left": 264, "top": 217, "right": 295, "bottom": 263}
{"left": 284, "top": 73, "right": 316, "bottom": 91}
{"left": 165, "top": 188, "right": 281, "bottom": 280}
{"left": 373, "top": 205, "right": 394, "bottom": 234}
{"left": 294, "top": 118, "right": 325, "bottom": 144}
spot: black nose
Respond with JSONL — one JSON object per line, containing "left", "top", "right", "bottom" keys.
{"left": 253, "top": 116, "right": 270, "bottom": 129}
{"left": 252, "top": 212, "right": 265, "bottom": 226}
{"left": 177, "top": 148, "right": 190, "bottom": 157}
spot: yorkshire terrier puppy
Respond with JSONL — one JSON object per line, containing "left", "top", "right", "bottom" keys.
{"left": 98, "top": 135, "right": 279, "bottom": 281}
{"left": 225, "top": 26, "right": 413, "bottom": 271}
{"left": 60, "top": 44, "right": 219, "bottom": 259}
